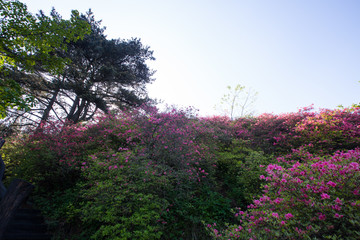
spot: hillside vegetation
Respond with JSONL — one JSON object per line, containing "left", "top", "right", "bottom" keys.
{"left": 2, "top": 105, "right": 360, "bottom": 239}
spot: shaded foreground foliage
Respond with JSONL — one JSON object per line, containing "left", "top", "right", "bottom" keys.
{"left": 1, "top": 106, "right": 360, "bottom": 239}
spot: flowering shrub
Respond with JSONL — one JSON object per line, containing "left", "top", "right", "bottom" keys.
{"left": 4, "top": 105, "right": 360, "bottom": 239}
{"left": 233, "top": 106, "right": 360, "bottom": 155}
{"left": 210, "top": 149, "right": 360, "bottom": 239}
{"left": 233, "top": 107, "right": 314, "bottom": 154}
{"left": 3, "top": 106, "right": 232, "bottom": 239}
{"left": 294, "top": 107, "right": 360, "bottom": 153}
{"left": 134, "top": 106, "right": 217, "bottom": 183}
{"left": 2, "top": 122, "right": 85, "bottom": 191}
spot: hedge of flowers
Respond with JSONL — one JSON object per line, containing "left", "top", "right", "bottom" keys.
{"left": 209, "top": 148, "right": 360, "bottom": 239}
{"left": 210, "top": 106, "right": 360, "bottom": 239}
{"left": 3, "top": 106, "right": 232, "bottom": 239}
{"left": 2, "top": 105, "right": 360, "bottom": 239}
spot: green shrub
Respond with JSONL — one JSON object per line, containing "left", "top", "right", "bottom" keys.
{"left": 215, "top": 139, "right": 272, "bottom": 208}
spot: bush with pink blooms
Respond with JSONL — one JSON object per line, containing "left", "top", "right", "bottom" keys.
{"left": 3, "top": 105, "right": 360, "bottom": 239}
{"left": 2, "top": 106, "right": 233, "bottom": 239}
{"left": 209, "top": 148, "right": 360, "bottom": 239}
{"left": 233, "top": 107, "right": 314, "bottom": 154}
{"left": 293, "top": 107, "right": 360, "bottom": 153}
{"left": 233, "top": 106, "right": 360, "bottom": 155}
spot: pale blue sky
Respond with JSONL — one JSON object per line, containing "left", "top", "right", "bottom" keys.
{"left": 22, "top": 0, "right": 360, "bottom": 116}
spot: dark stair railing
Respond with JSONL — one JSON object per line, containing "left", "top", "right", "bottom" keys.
{"left": 0, "top": 139, "right": 6, "bottom": 200}
{"left": 0, "top": 139, "right": 52, "bottom": 240}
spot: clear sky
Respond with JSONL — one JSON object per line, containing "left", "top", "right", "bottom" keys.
{"left": 21, "top": 0, "right": 360, "bottom": 116}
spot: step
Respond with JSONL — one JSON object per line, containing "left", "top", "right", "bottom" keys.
{"left": 3, "top": 208, "right": 52, "bottom": 240}
{"left": 5, "top": 221, "right": 48, "bottom": 233}
{"left": 2, "top": 232, "right": 52, "bottom": 240}
{"left": 11, "top": 210, "right": 44, "bottom": 224}
{"left": 15, "top": 209, "right": 42, "bottom": 215}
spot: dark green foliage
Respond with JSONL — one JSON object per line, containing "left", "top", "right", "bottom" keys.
{"left": 162, "top": 185, "right": 232, "bottom": 240}
{"left": 32, "top": 186, "right": 84, "bottom": 240}
{"left": 1, "top": 136, "right": 81, "bottom": 192}
{"left": 58, "top": 11, "right": 155, "bottom": 123}
{"left": 75, "top": 152, "right": 167, "bottom": 240}
{"left": 215, "top": 139, "right": 272, "bottom": 208}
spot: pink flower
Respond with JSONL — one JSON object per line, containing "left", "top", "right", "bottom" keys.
{"left": 321, "top": 193, "right": 330, "bottom": 200}
{"left": 331, "top": 205, "right": 342, "bottom": 211}
{"left": 254, "top": 200, "right": 261, "bottom": 205}
{"left": 266, "top": 164, "right": 275, "bottom": 171}
{"left": 334, "top": 213, "right": 344, "bottom": 218}
{"left": 259, "top": 175, "right": 265, "bottom": 180}
{"left": 285, "top": 213, "right": 294, "bottom": 219}
{"left": 335, "top": 197, "right": 342, "bottom": 204}
{"left": 272, "top": 212, "right": 279, "bottom": 218}
{"left": 326, "top": 181, "right": 337, "bottom": 187}
{"left": 319, "top": 213, "right": 326, "bottom": 221}
{"left": 280, "top": 221, "right": 286, "bottom": 225}
{"left": 349, "top": 162, "right": 359, "bottom": 169}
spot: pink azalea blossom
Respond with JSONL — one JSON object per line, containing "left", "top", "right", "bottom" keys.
{"left": 321, "top": 193, "right": 330, "bottom": 200}
{"left": 335, "top": 197, "right": 342, "bottom": 204}
{"left": 334, "top": 213, "right": 343, "bottom": 218}
{"left": 327, "top": 181, "right": 337, "bottom": 187}
{"left": 319, "top": 213, "right": 326, "bottom": 221}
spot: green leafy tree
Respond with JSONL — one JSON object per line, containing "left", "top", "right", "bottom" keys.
{"left": 0, "top": 0, "right": 90, "bottom": 118}
{"left": 3, "top": 11, "right": 155, "bottom": 127}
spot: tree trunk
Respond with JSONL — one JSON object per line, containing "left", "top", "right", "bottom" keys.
{"left": 67, "top": 95, "right": 80, "bottom": 122}
{"left": 40, "top": 87, "right": 60, "bottom": 123}
{"left": 71, "top": 98, "right": 87, "bottom": 123}
{"left": 0, "top": 179, "right": 34, "bottom": 239}
{"left": 79, "top": 101, "right": 91, "bottom": 122}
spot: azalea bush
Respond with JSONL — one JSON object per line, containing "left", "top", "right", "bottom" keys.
{"left": 293, "top": 107, "right": 360, "bottom": 153}
{"left": 1, "top": 123, "right": 85, "bottom": 191}
{"left": 233, "top": 107, "right": 314, "bottom": 154}
{"left": 3, "top": 106, "right": 233, "bottom": 239}
{"left": 233, "top": 106, "right": 360, "bottom": 155}
{"left": 209, "top": 148, "right": 360, "bottom": 239}
{"left": 3, "top": 105, "right": 360, "bottom": 239}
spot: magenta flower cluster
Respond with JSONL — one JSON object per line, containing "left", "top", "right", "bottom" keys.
{"left": 209, "top": 106, "right": 360, "bottom": 239}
